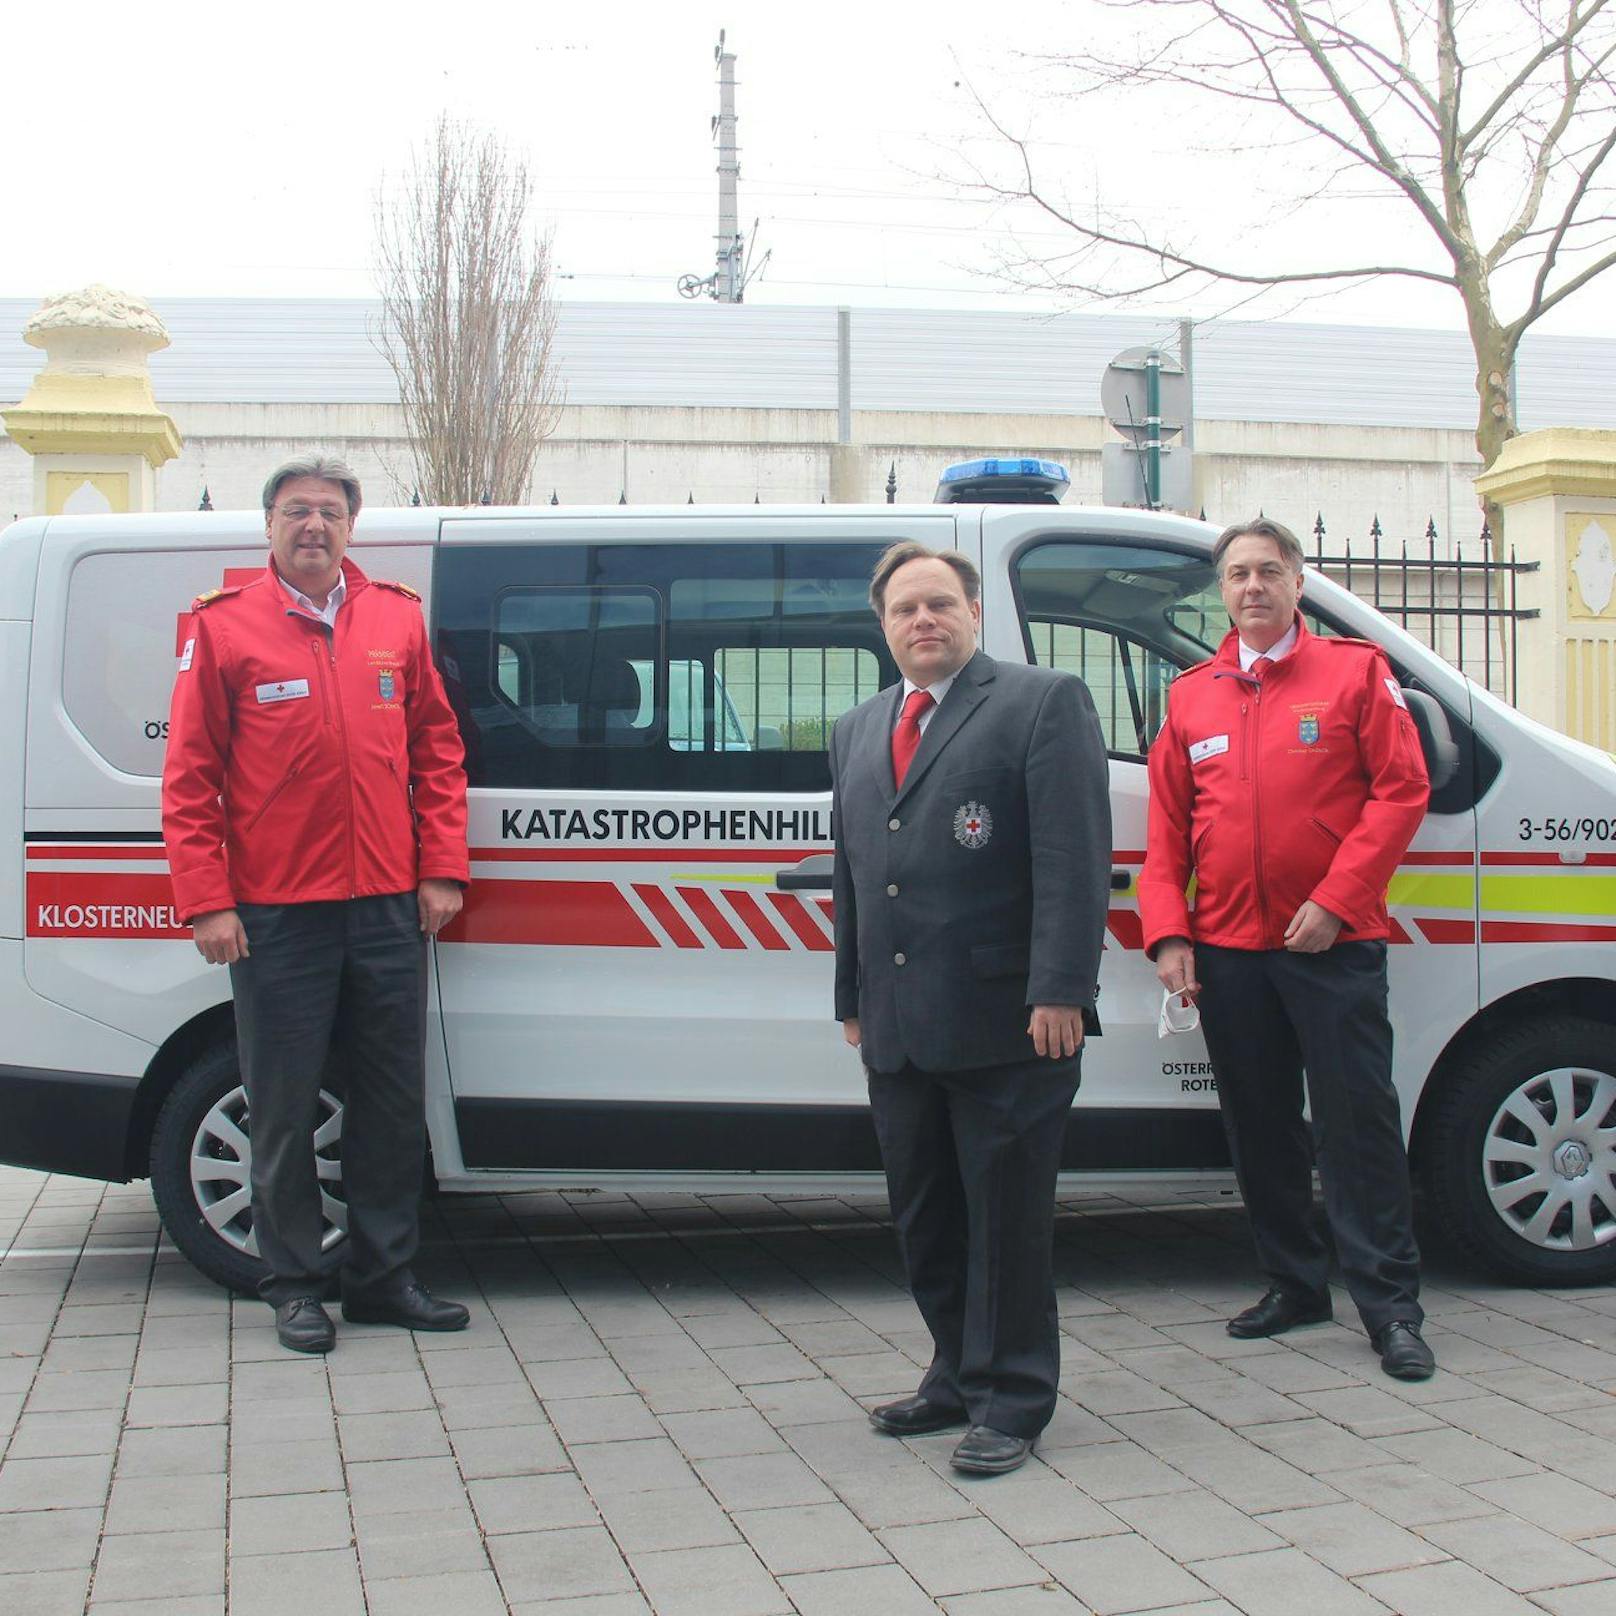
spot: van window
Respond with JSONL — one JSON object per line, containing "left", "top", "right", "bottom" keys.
{"left": 436, "top": 540, "right": 898, "bottom": 790}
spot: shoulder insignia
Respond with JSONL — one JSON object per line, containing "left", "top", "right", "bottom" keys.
{"left": 1176, "top": 655, "right": 1216, "bottom": 677}
{"left": 190, "top": 585, "right": 242, "bottom": 611}
{"left": 1322, "top": 634, "right": 1379, "bottom": 651}
{"left": 373, "top": 579, "right": 422, "bottom": 602}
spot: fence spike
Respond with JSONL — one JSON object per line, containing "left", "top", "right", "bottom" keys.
{"left": 886, "top": 462, "right": 897, "bottom": 504}
{"left": 198, "top": 486, "right": 213, "bottom": 511}
{"left": 1313, "top": 511, "right": 1325, "bottom": 544}
{"left": 687, "top": 492, "right": 694, "bottom": 504}
{"left": 550, "top": 490, "right": 559, "bottom": 505}
{"left": 410, "top": 487, "right": 421, "bottom": 507}
{"left": 755, "top": 493, "right": 761, "bottom": 504}
{"left": 619, "top": 490, "right": 627, "bottom": 505}
{"left": 1370, "top": 514, "right": 1382, "bottom": 541}
{"left": 479, "top": 488, "right": 492, "bottom": 505}
{"left": 1425, "top": 516, "right": 1439, "bottom": 542}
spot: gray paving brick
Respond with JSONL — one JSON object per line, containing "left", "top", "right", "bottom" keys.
{"left": 0, "top": 1451, "right": 113, "bottom": 1510}
{"left": 228, "top": 1435, "right": 344, "bottom": 1497}
{"left": 486, "top": 1525, "right": 638, "bottom": 1603}
{"left": 1324, "top": 1461, "right": 1496, "bottom": 1526}
{"left": 525, "top": 1357, "right": 636, "bottom": 1400}
{"left": 733, "top": 1500, "right": 888, "bottom": 1574}
{"left": 344, "top": 1455, "right": 463, "bottom": 1517}
{"left": 130, "top": 1346, "right": 227, "bottom": 1388}
{"left": 1419, "top": 1513, "right": 1613, "bottom": 1592}
{"left": 1171, "top": 1375, "right": 1310, "bottom": 1428}
{"left": 780, "top": 1562, "right": 942, "bottom": 1616}
{"left": 1112, "top": 1408, "right": 1343, "bottom": 1511}
{"left": 468, "top": 1470, "right": 598, "bottom": 1534}
{"left": 545, "top": 1392, "right": 664, "bottom": 1444}
{"left": 627, "top": 1542, "right": 792, "bottom": 1615}
{"left": 1467, "top": 1472, "right": 1616, "bottom": 1539}
{"left": 1257, "top": 1499, "right": 1447, "bottom": 1575}
{"left": 420, "top": 1343, "right": 527, "bottom": 1387}
{"left": 1356, "top": 1560, "right": 1542, "bottom": 1615}
{"left": 593, "top": 1483, "right": 742, "bottom": 1553}
{"left": 229, "top": 1488, "right": 354, "bottom": 1554}
{"left": 1242, "top": 1414, "right": 1402, "bottom": 1474}
{"left": 357, "top": 1523, "right": 492, "bottom": 1581}
{"left": 22, "top": 1368, "right": 128, "bottom": 1412}
{"left": 1061, "top": 1367, "right": 1186, "bottom": 1416}
{"left": 1229, "top": 1348, "right": 1362, "bottom": 1395}
{"left": 814, "top": 1348, "right": 925, "bottom": 1397}
{"left": 0, "top": 1505, "right": 102, "bottom": 1572}
{"left": 327, "top": 1369, "right": 435, "bottom": 1414}
{"left": 506, "top": 1593, "right": 651, "bottom": 1614}
{"left": 450, "top": 1419, "right": 570, "bottom": 1477}
{"left": 1187, "top": 1545, "right": 1390, "bottom": 1615}
{"left": 707, "top": 1342, "right": 819, "bottom": 1385}
{"left": 41, "top": 1336, "right": 134, "bottom": 1374}
{"left": 697, "top": 1449, "right": 836, "bottom": 1510}
{"left": 7, "top": 1407, "right": 122, "bottom": 1458}
{"left": 570, "top": 1436, "right": 697, "bottom": 1497}
{"left": 1375, "top": 1426, "right": 1543, "bottom": 1483}
{"left": 365, "top": 1568, "right": 511, "bottom": 1616}
{"left": 1042, "top": 1438, "right": 1196, "bottom": 1501}
{"left": 103, "top": 1471, "right": 226, "bottom": 1535}
{"left": 124, "top": 1382, "right": 227, "bottom": 1428}
{"left": 88, "top": 1597, "right": 223, "bottom": 1616}
{"left": 90, "top": 1527, "right": 225, "bottom": 1603}
{"left": 1034, "top": 1528, "right": 1213, "bottom": 1613}
{"left": 0, "top": 1567, "right": 91, "bottom": 1616}
{"left": 336, "top": 1408, "right": 452, "bottom": 1461}
{"left": 681, "top": 1312, "right": 786, "bottom": 1350}
{"left": 955, "top": 1460, "right": 1124, "bottom": 1546}
{"left": 1529, "top": 1582, "right": 1616, "bottom": 1616}
{"left": 835, "top": 1455, "right": 980, "bottom": 1528}
{"left": 880, "top": 1516, "right": 1047, "bottom": 1597}
{"left": 1110, "top": 1486, "right": 1285, "bottom": 1560}
{"left": 227, "top": 1548, "right": 366, "bottom": 1616}
{"left": 940, "top": 1588, "right": 1117, "bottom": 1615}
{"left": 662, "top": 1405, "right": 788, "bottom": 1459}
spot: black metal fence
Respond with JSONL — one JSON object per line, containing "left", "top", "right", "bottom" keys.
{"left": 1305, "top": 514, "right": 1538, "bottom": 705}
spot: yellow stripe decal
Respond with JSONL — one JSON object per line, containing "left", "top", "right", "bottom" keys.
{"left": 1387, "top": 873, "right": 1475, "bottom": 908}
{"left": 1479, "top": 874, "right": 1616, "bottom": 918}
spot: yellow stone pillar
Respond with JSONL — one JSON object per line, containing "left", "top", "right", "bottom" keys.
{"left": 1474, "top": 428, "right": 1616, "bottom": 748}
{"left": 2, "top": 285, "right": 182, "bottom": 515}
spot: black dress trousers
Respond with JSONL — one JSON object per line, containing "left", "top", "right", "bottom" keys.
{"left": 867, "top": 1054, "right": 1081, "bottom": 1439}
{"left": 230, "top": 892, "right": 428, "bottom": 1305}
{"left": 1195, "top": 939, "right": 1422, "bottom": 1334}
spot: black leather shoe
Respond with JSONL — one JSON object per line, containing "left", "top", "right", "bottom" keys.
{"left": 1374, "top": 1320, "right": 1436, "bottom": 1381}
{"left": 275, "top": 1296, "right": 336, "bottom": 1354}
{"left": 342, "top": 1280, "right": 470, "bottom": 1332}
{"left": 1227, "top": 1286, "right": 1333, "bottom": 1338}
{"left": 867, "top": 1394, "right": 968, "bottom": 1436}
{"left": 950, "top": 1425, "right": 1033, "bottom": 1475}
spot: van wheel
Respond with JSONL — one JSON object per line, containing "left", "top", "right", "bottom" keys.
{"left": 149, "top": 1042, "right": 350, "bottom": 1294}
{"left": 1420, "top": 1017, "right": 1616, "bottom": 1286}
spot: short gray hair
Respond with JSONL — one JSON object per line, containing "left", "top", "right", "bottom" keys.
{"left": 869, "top": 541, "right": 981, "bottom": 615}
{"left": 1211, "top": 517, "right": 1305, "bottom": 577}
{"left": 262, "top": 454, "right": 363, "bottom": 517}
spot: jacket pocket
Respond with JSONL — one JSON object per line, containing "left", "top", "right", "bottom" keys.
{"left": 1309, "top": 815, "right": 1344, "bottom": 847}
{"left": 970, "top": 942, "right": 1030, "bottom": 980}
{"left": 241, "top": 753, "right": 309, "bottom": 833}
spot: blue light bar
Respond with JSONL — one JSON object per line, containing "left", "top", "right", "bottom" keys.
{"left": 935, "top": 457, "right": 1070, "bottom": 504}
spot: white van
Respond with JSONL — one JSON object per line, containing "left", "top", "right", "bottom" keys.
{"left": 3, "top": 489, "right": 1613, "bottom": 1292}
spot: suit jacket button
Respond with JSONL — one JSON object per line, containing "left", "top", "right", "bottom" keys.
{"left": 886, "top": 884, "right": 899, "bottom": 897}
{"left": 894, "top": 952, "right": 907, "bottom": 966}
{"left": 888, "top": 817, "right": 901, "bottom": 831}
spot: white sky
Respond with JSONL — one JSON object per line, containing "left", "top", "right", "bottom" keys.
{"left": 9, "top": 0, "right": 1613, "bottom": 337}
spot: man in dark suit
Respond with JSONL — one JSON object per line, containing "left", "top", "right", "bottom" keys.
{"left": 830, "top": 541, "right": 1110, "bottom": 1474}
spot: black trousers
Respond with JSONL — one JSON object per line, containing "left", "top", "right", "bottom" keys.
{"left": 230, "top": 893, "right": 428, "bottom": 1306}
{"left": 867, "top": 1054, "right": 1080, "bottom": 1439}
{"left": 1196, "top": 940, "right": 1422, "bottom": 1335}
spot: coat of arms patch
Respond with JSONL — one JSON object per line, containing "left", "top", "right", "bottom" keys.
{"left": 954, "top": 801, "right": 993, "bottom": 849}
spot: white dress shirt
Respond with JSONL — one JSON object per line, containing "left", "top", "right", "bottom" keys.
{"left": 277, "top": 569, "right": 347, "bottom": 628}
{"left": 897, "top": 670, "right": 958, "bottom": 738}
{"left": 1238, "top": 620, "right": 1298, "bottom": 671}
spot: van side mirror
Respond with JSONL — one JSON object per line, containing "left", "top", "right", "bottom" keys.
{"left": 1400, "top": 688, "right": 1459, "bottom": 794}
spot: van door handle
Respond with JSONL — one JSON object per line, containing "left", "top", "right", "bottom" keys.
{"left": 776, "top": 854, "right": 834, "bottom": 892}
{"left": 1111, "top": 870, "right": 1132, "bottom": 891}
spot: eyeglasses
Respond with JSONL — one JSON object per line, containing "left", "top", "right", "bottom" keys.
{"left": 275, "top": 504, "right": 350, "bottom": 524}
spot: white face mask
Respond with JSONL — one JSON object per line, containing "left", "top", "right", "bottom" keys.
{"left": 1157, "top": 987, "right": 1201, "bottom": 1039}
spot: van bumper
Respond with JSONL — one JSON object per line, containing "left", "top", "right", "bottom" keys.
{"left": 0, "top": 1064, "right": 137, "bottom": 1182}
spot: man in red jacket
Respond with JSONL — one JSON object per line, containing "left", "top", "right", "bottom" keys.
{"left": 163, "top": 455, "right": 471, "bottom": 1353}
{"left": 1139, "top": 518, "right": 1435, "bottom": 1381}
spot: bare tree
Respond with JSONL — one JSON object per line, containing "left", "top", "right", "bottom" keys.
{"left": 970, "top": 0, "right": 1616, "bottom": 518}
{"left": 375, "top": 117, "right": 562, "bottom": 505}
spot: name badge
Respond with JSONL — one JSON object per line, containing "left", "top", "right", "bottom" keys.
{"left": 178, "top": 638, "right": 195, "bottom": 672}
{"left": 256, "top": 679, "right": 310, "bottom": 704}
{"left": 1384, "top": 677, "right": 1408, "bottom": 709}
{"left": 1188, "top": 734, "right": 1229, "bottom": 765}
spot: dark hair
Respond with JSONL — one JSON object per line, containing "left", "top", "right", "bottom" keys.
{"left": 869, "top": 541, "right": 981, "bottom": 614}
{"left": 1211, "top": 517, "right": 1305, "bottom": 577}
{"left": 262, "top": 454, "right": 363, "bottom": 518}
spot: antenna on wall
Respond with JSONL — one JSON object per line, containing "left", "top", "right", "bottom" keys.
{"left": 678, "top": 31, "right": 770, "bottom": 302}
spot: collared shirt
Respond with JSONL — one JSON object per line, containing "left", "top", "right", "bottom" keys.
{"left": 1238, "top": 620, "right": 1298, "bottom": 671}
{"left": 897, "top": 670, "right": 958, "bottom": 737}
{"left": 277, "top": 568, "right": 347, "bottom": 628}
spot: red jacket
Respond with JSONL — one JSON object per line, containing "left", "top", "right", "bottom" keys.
{"left": 1139, "top": 618, "right": 1429, "bottom": 954}
{"left": 162, "top": 558, "right": 469, "bottom": 922}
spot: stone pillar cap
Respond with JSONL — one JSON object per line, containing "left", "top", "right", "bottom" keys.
{"left": 23, "top": 285, "right": 169, "bottom": 354}
{"left": 1474, "top": 427, "right": 1616, "bottom": 506}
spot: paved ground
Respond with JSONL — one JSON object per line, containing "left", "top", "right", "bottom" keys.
{"left": 2, "top": 1166, "right": 1615, "bottom": 1616}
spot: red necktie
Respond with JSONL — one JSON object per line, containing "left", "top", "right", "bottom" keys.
{"left": 1250, "top": 656, "right": 1274, "bottom": 680}
{"left": 892, "top": 688, "right": 934, "bottom": 788}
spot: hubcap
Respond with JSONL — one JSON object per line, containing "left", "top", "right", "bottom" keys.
{"left": 189, "top": 1085, "right": 349, "bottom": 1258}
{"left": 1483, "top": 1065, "right": 1616, "bottom": 1252}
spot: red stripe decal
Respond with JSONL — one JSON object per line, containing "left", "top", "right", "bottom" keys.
{"left": 471, "top": 846, "right": 824, "bottom": 864}
{"left": 632, "top": 884, "right": 703, "bottom": 949}
{"left": 1112, "top": 849, "right": 1146, "bottom": 864}
{"left": 815, "top": 898, "right": 836, "bottom": 927}
{"left": 1481, "top": 850, "right": 1616, "bottom": 867}
{"left": 677, "top": 887, "right": 746, "bottom": 950}
{"left": 724, "top": 890, "right": 791, "bottom": 951}
{"left": 769, "top": 892, "right": 834, "bottom": 952}
{"left": 27, "top": 872, "right": 187, "bottom": 938}
{"left": 27, "top": 845, "right": 168, "bottom": 862}
{"left": 1480, "top": 920, "right": 1616, "bottom": 943}
{"left": 1106, "top": 909, "right": 1145, "bottom": 950}
{"left": 442, "top": 879, "right": 656, "bottom": 948}
{"left": 1402, "top": 851, "right": 1477, "bottom": 866}
{"left": 1387, "top": 916, "right": 1414, "bottom": 944}
{"left": 1415, "top": 917, "right": 1476, "bottom": 944}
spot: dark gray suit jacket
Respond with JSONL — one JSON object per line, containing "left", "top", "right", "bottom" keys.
{"left": 829, "top": 650, "right": 1111, "bottom": 1074}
